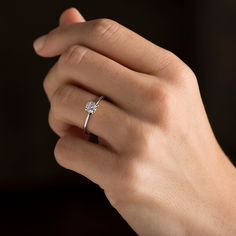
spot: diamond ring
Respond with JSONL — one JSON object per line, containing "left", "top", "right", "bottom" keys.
{"left": 83, "top": 95, "right": 105, "bottom": 136}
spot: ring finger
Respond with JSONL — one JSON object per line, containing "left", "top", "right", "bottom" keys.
{"left": 50, "top": 83, "right": 132, "bottom": 152}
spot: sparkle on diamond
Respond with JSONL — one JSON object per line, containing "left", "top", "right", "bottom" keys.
{"left": 85, "top": 101, "right": 98, "bottom": 114}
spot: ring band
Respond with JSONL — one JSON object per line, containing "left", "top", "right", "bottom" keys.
{"left": 83, "top": 95, "right": 105, "bottom": 135}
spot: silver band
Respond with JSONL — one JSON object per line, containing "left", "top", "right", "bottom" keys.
{"left": 83, "top": 95, "right": 105, "bottom": 135}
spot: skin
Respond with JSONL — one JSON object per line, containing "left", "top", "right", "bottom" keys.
{"left": 33, "top": 8, "right": 236, "bottom": 236}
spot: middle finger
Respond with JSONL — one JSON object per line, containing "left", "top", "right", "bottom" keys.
{"left": 44, "top": 45, "right": 155, "bottom": 118}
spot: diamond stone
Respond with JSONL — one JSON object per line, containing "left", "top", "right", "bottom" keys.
{"left": 85, "top": 101, "right": 98, "bottom": 114}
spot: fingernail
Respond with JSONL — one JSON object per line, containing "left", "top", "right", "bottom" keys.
{"left": 33, "top": 35, "right": 47, "bottom": 52}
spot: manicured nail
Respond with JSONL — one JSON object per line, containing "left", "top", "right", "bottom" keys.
{"left": 33, "top": 35, "right": 47, "bottom": 52}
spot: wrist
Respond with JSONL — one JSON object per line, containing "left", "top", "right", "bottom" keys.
{"left": 213, "top": 193, "right": 236, "bottom": 236}
{"left": 184, "top": 192, "right": 236, "bottom": 236}
{"left": 215, "top": 156, "right": 236, "bottom": 236}
{"left": 191, "top": 152, "right": 236, "bottom": 236}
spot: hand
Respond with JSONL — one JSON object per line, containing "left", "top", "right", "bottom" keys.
{"left": 34, "top": 8, "right": 236, "bottom": 236}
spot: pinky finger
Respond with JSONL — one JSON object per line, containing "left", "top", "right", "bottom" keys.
{"left": 54, "top": 135, "right": 117, "bottom": 188}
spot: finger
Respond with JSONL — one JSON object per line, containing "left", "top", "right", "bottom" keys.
{"left": 33, "top": 18, "right": 176, "bottom": 75}
{"left": 44, "top": 45, "right": 156, "bottom": 118}
{"left": 48, "top": 109, "right": 112, "bottom": 149}
{"left": 59, "top": 8, "right": 85, "bottom": 26}
{"left": 54, "top": 135, "right": 117, "bottom": 188}
{"left": 50, "top": 84, "right": 131, "bottom": 152}
{"left": 48, "top": 109, "right": 87, "bottom": 139}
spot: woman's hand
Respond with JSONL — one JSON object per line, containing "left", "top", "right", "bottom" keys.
{"left": 34, "top": 8, "right": 236, "bottom": 236}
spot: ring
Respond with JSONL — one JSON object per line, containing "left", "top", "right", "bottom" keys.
{"left": 83, "top": 95, "right": 105, "bottom": 138}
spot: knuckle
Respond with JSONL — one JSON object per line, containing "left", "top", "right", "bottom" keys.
{"left": 54, "top": 137, "right": 71, "bottom": 168}
{"left": 175, "top": 67, "right": 198, "bottom": 89}
{"left": 51, "top": 85, "right": 74, "bottom": 112}
{"left": 43, "top": 64, "right": 58, "bottom": 99}
{"left": 144, "top": 82, "right": 175, "bottom": 123}
{"left": 48, "top": 109, "right": 55, "bottom": 132}
{"left": 92, "top": 18, "right": 120, "bottom": 39}
{"left": 43, "top": 77, "right": 49, "bottom": 95}
{"left": 48, "top": 109, "right": 62, "bottom": 136}
{"left": 145, "top": 83, "right": 161, "bottom": 103}
{"left": 155, "top": 89, "right": 174, "bottom": 120}
{"left": 161, "top": 55, "right": 198, "bottom": 89}
{"left": 156, "top": 87, "right": 173, "bottom": 109}
{"left": 143, "top": 81, "right": 167, "bottom": 108}
{"left": 58, "top": 45, "right": 88, "bottom": 69}
{"left": 171, "top": 65, "right": 195, "bottom": 84}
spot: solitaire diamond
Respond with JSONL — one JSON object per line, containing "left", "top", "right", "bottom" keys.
{"left": 85, "top": 101, "right": 98, "bottom": 114}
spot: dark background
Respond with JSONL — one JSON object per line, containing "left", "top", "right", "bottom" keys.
{"left": 1, "top": 0, "right": 236, "bottom": 235}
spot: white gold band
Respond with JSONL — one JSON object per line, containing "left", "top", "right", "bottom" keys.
{"left": 83, "top": 96, "right": 105, "bottom": 135}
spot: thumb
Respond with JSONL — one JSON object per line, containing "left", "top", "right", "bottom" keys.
{"left": 59, "top": 8, "right": 86, "bottom": 26}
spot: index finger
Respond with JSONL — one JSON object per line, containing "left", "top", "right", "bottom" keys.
{"left": 34, "top": 18, "right": 176, "bottom": 75}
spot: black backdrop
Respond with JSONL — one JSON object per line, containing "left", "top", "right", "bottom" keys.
{"left": 1, "top": 0, "right": 236, "bottom": 235}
